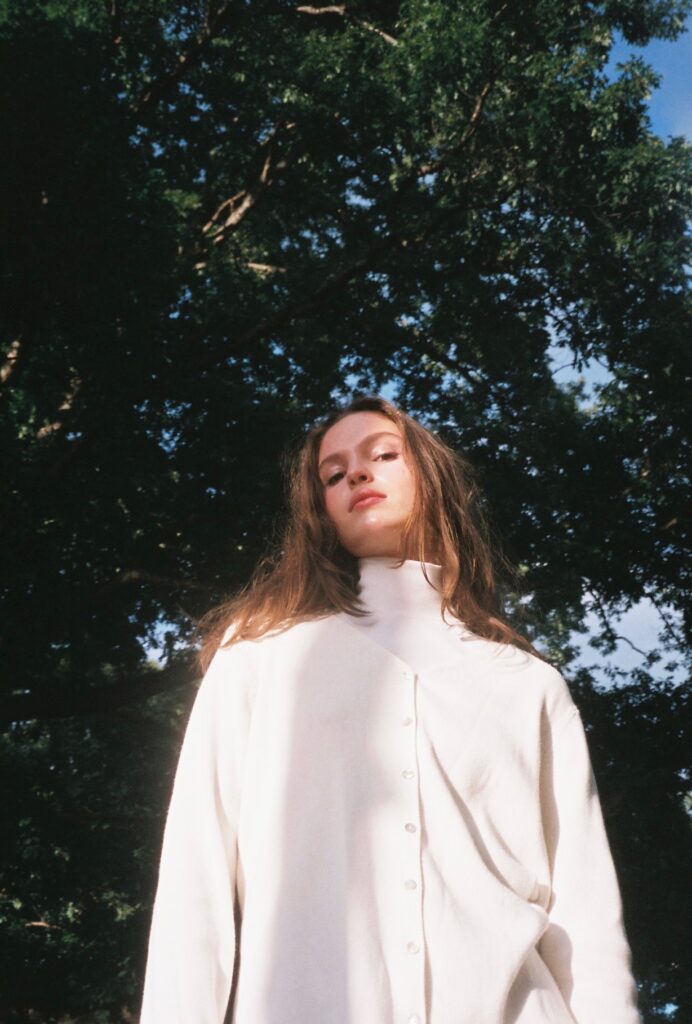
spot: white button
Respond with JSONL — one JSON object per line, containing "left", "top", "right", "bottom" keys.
{"left": 408, "top": 1016, "right": 421, "bottom": 1024}
{"left": 402, "top": 769, "right": 415, "bottom": 779}
{"left": 402, "top": 716, "right": 413, "bottom": 726}
{"left": 404, "top": 879, "right": 417, "bottom": 890}
{"left": 406, "top": 941, "right": 420, "bottom": 954}
{"left": 404, "top": 822, "right": 417, "bottom": 833}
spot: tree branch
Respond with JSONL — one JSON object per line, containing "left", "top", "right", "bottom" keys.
{"left": 586, "top": 588, "right": 650, "bottom": 659}
{"left": 247, "top": 261, "right": 287, "bottom": 274}
{"left": 417, "top": 81, "right": 492, "bottom": 178}
{"left": 643, "top": 588, "right": 685, "bottom": 648}
{"left": 104, "top": 0, "right": 123, "bottom": 46}
{"left": 131, "top": 2, "right": 234, "bottom": 114}
{"left": 404, "top": 330, "right": 505, "bottom": 410}
{"left": 201, "top": 122, "right": 297, "bottom": 246}
{"left": 0, "top": 336, "right": 21, "bottom": 385}
{"left": 35, "top": 375, "right": 81, "bottom": 440}
{"left": 180, "top": 182, "right": 485, "bottom": 378}
{"left": 296, "top": 4, "right": 398, "bottom": 46}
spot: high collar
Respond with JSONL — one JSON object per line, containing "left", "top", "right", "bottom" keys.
{"left": 356, "top": 556, "right": 445, "bottom": 619}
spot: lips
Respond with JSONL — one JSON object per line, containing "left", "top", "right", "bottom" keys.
{"left": 350, "top": 489, "right": 386, "bottom": 512}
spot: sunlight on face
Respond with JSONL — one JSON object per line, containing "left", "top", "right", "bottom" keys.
{"left": 318, "top": 412, "right": 417, "bottom": 558}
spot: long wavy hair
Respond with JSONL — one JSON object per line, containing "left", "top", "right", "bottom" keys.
{"left": 196, "top": 394, "right": 540, "bottom": 671}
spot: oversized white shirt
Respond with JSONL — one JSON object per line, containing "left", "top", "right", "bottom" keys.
{"left": 139, "top": 557, "right": 642, "bottom": 1024}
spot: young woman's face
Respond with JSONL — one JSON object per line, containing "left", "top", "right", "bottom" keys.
{"left": 317, "top": 411, "right": 417, "bottom": 558}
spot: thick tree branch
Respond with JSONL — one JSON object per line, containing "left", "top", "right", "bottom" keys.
{"left": 201, "top": 122, "right": 297, "bottom": 246}
{"left": 35, "top": 375, "right": 81, "bottom": 440}
{"left": 247, "top": 261, "right": 287, "bottom": 274}
{"left": 296, "top": 4, "right": 398, "bottom": 46}
{"left": 0, "top": 336, "right": 21, "bottom": 385}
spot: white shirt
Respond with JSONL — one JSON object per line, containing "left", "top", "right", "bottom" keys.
{"left": 140, "top": 557, "right": 641, "bottom": 1024}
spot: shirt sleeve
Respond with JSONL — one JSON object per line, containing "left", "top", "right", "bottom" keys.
{"left": 139, "top": 637, "right": 253, "bottom": 1024}
{"left": 538, "top": 701, "right": 642, "bottom": 1024}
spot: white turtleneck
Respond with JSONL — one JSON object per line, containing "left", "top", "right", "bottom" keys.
{"left": 350, "top": 556, "right": 474, "bottom": 675}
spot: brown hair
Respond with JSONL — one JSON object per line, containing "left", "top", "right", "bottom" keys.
{"left": 196, "top": 394, "right": 541, "bottom": 671}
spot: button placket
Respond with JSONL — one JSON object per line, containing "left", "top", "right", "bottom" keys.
{"left": 399, "top": 668, "right": 425, "bottom": 1023}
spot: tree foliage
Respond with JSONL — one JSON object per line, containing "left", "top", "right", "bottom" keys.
{"left": 0, "top": 0, "right": 690, "bottom": 1020}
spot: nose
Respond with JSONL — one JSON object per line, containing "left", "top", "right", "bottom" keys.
{"left": 347, "top": 461, "right": 372, "bottom": 486}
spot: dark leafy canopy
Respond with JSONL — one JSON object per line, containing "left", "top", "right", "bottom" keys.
{"left": 0, "top": 0, "right": 690, "bottom": 1020}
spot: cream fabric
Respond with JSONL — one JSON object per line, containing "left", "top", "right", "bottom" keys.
{"left": 140, "top": 557, "right": 641, "bottom": 1024}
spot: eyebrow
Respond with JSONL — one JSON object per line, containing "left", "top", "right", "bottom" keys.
{"left": 318, "top": 431, "right": 402, "bottom": 474}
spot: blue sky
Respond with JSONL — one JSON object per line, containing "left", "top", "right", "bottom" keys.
{"left": 607, "top": 15, "right": 692, "bottom": 141}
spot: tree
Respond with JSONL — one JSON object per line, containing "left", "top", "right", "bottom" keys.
{"left": 1, "top": 1, "right": 690, "bottom": 1019}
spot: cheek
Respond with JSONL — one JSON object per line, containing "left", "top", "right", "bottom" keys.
{"left": 394, "top": 462, "right": 417, "bottom": 507}
{"left": 322, "top": 488, "right": 342, "bottom": 527}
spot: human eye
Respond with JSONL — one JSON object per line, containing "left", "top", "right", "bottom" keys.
{"left": 325, "top": 470, "right": 344, "bottom": 486}
{"left": 375, "top": 450, "right": 399, "bottom": 462}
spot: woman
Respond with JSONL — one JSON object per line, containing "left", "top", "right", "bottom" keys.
{"left": 139, "top": 395, "right": 641, "bottom": 1024}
